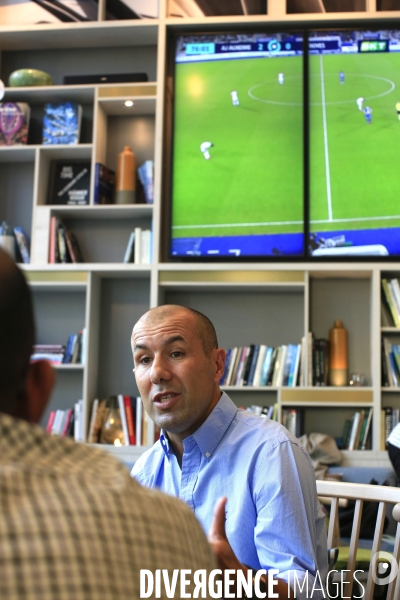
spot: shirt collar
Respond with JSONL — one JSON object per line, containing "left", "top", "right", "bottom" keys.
{"left": 159, "top": 392, "right": 237, "bottom": 461}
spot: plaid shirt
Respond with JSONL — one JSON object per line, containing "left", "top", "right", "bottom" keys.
{"left": 0, "top": 413, "right": 216, "bottom": 599}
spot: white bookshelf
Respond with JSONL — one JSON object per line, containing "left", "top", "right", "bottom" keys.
{"left": 1, "top": 0, "right": 399, "bottom": 464}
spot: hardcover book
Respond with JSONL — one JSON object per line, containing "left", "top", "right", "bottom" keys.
{"left": 48, "top": 160, "right": 91, "bottom": 205}
{"left": 42, "top": 102, "right": 82, "bottom": 145}
{"left": 0, "top": 102, "right": 30, "bottom": 146}
{"left": 94, "top": 163, "right": 115, "bottom": 204}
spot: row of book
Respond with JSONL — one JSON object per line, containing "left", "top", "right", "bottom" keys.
{"left": 381, "top": 278, "right": 400, "bottom": 328}
{"left": 240, "top": 404, "right": 302, "bottom": 439}
{"left": 46, "top": 407, "right": 76, "bottom": 437}
{"left": 123, "top": 227, "right": 152, "bottom": 264}
{"left": 341, "top": 408, "right": 373, "bottom": 451}
{"left": 383, "top": 406, "right": 400, "bottom": 445}
{"left": 382, "top": 338, "right": 400, "bottom": 387}
{"left": 48, "top": 216, "right": 84, "bottom": 263}
{"left": 31, "top": 330, "right": 86, "bottom": 365}
{"left": 220, "top": 343, "right": 302, "bottom": 388}
{"left": 87, "top": 395, "right": 158, "bottom": 446}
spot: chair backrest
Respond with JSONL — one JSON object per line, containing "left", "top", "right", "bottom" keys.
{"left": 316, "top": 480, "right": 400, "bottom": 600}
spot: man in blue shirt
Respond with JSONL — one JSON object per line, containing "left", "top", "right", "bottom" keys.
{"left": 131, "top": 305, "right": 328, "bottom": 599}
{"left": 363, "top": 105, "right": 373, "bottom": 124}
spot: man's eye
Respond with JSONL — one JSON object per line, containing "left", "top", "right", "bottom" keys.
{"left": 171, "top": 351, "right": 183, "bottom": 358}
{"left": 139, "top": 356, "right": 152, "bottom": 365}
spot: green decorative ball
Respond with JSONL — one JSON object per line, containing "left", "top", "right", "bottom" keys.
{"left": 8, "top": 69, "right": 53, "bottom": 87}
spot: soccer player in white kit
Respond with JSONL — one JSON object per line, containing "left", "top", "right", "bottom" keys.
{"left": 278, "top": 72, "right": 284, "bottom": 85}
{"left": 230, "top": 90, "right": 239, "bottom": 106}
{"left": 356, "top": 97, "right": 364, "bottom": 111}
{"left": 200, "top": 141, "right": 213, "bottom": 160}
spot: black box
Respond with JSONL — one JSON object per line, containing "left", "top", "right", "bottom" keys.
{"left": 63, "top": 73, "right": 148, "bottom": 85}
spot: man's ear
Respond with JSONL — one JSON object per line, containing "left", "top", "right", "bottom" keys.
{"left": 213, "top": 348, "right": 226, "bottom": 383}
{"left": 24, "top": 360, "right": 56, "bottom": 423}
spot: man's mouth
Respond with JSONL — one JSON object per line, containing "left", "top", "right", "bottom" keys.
{"left": 153, "top": 392, "right": 179, "bottom": 408}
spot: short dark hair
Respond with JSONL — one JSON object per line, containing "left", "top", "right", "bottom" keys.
{"left": 0, "top": 249, "right": 35, "bottom": 413}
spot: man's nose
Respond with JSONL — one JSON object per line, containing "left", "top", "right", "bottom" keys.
{"left": 150, "top": 355, "right": 172, "bottom": 383}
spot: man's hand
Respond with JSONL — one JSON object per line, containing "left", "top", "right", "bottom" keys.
{"left": 208, "top": 496, "right": 245, "bottom": 572}
{"left": 208, "top": 497, "right": 292, "bottom": 599}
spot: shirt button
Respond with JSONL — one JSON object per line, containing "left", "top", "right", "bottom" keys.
{"left": 205, "top": 452, "right": 210, "bottom": 458}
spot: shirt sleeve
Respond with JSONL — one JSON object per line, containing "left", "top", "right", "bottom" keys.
{"left": 252, "top": 440, "right": 328, "bottom": 600}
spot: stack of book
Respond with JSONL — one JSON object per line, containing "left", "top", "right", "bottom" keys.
{"left": 31, "top": 344, "right": 65, "bottom": 365}
{"left": 341, "top": 408, "right": 373, "bottom": 450}
{"left": 123, "top": 227, "right": 152, "bottom": 264}
{"left": 381, "top": 278, "right": 400, "bottom": 327}
{"left": 220, "top": 343, "right": 302, "bottom": 388}
{"left": 87, "top": 395, "right": 159, "bottom": 446}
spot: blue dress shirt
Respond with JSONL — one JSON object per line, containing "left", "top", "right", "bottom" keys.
{"left": 132, "top": 393, "right": 328, "bottom": 599}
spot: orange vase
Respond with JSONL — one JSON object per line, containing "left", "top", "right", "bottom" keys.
{"left": 115, "top": 145, "right": 136, "bottom": 204}
{"left": 329, "top": 320, "right": 348, "bottom": 386}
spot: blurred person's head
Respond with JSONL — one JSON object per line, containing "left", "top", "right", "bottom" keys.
{"left": 0, "top": 248, "right": 54, "bottom": 421}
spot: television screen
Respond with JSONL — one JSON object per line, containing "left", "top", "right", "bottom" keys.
{"left": 170, "top": 31, "right": 305, "bottom": 259}
{"left": 308, "top": 29, "right": 400, "bottom": 258}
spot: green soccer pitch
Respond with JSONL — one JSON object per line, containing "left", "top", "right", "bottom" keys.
{"left": 310, "top": 51, "right": 400, "bottom": 234}
{"left": 171, "top": 56, "right": 303, "bottom": 239}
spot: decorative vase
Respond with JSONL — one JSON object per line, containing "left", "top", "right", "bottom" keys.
{"left": 8, "top": 69, "right": 53, "bottom": 87}
{"left": 329, "top": 320, "right": 348, "bottom": 386}
{"left": 115, "top": 145, "right": 136, "bottom": 204}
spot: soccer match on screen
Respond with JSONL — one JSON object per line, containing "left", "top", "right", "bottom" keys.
{"left": 309, "top": 29, "right": 400, "bottom": 258}
{"left": 170, "top": 32, "right": 304, "bottom": 258}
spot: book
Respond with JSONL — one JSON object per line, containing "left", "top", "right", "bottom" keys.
{"left": 88, "top": 398, "right": 107, "bottom": 443}
{"left": 137, "top": 160, "right": 154, "bottom": 204}
{"left": 46, "top": 410, "right": 56, "bottom": 434}
{"left": 47, "top": 159, "right": 91, "bottom": 205}
{"left": 118, "top": 394, "right": 130, "bottom": 446}
{"left": 381, "top": 279, "right": 400, "bottom": 327}
{"left": 134, "top": 226, "right": 142, "bottom": 264}
{"left": 48, "top": 215, "right": 59, "bottom": 264}
{"left": 140, "top": 229, "right": 152, "bottom": 264}
{"left": 224, "top": 347, "right": 237, "bottom": 386}
{"left": 123, "top": 231, "right": 135, "bottom": 263}
{"left": 389, "top": 279, "right": 400, "bottom": 321}
{"left": 246, "top": 344, "right": 260, "bottom": 386}
{"left": 252, "top": 345, "right": 267, "bottom": 387}
{"left": 385, "top": 407, "right": 393, "bottom": 441}
{"left": 228, "top": 347, "right": 242, "bottom": 385}
{"left": 87, "top": 399, "right": 99, "bottom": 442}
{"left": 0, "top": 102, "right": 30, "bottom": 145}
{"left": 57, "top": 221, "right": 69, "bottom": 263}
{"left": 242, "top": 344, "right": 255, "bottom": 386}
{"left": 123, "top": 395, "right": 136, "bottom": 445}
{"left": 136, "top": 396, "right": 142, "bottom": 445}
{"left": 347, "top": 412, "right": 361, "bottom": 450}
{"left": 94, "top": 163, "right": 115, "bottom": 204}
{"left": 64, "top": 228, "right": 84, "bottom": 263}
{"left": 288, "top": 343, "right": 301, "bottom": 387}
{"left": 13, "top": 226, "right": 30, "bottom": 264}
{"left": 42, "top": 101, "right": 82, "bottom": 145}
{"left": 259, "top": 347, "right": 273, "bottom": 386}
{"left": 361, "top": 408, "right": 373, "bottom": 450}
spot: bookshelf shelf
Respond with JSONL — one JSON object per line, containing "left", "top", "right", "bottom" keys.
{"left": 2, "top": 3, "right": 398, "bottom": 466}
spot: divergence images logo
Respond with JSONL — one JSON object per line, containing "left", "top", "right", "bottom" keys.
{"left": 371, "top": 551, "right": 399, "bottom": 586}
{"left": 268, "top": 40, "right": 281, "bottom": 53}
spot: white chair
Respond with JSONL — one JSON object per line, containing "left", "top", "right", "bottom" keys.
{"left": 316, "top": 479, "right": 400, "bottom": 600}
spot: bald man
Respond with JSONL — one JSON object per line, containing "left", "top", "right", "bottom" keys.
{"left": 131, "top": 305, "right": 328, "bottom": 599}
{"left": 0, "top": 251, "right": 217, "bottom": 600}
